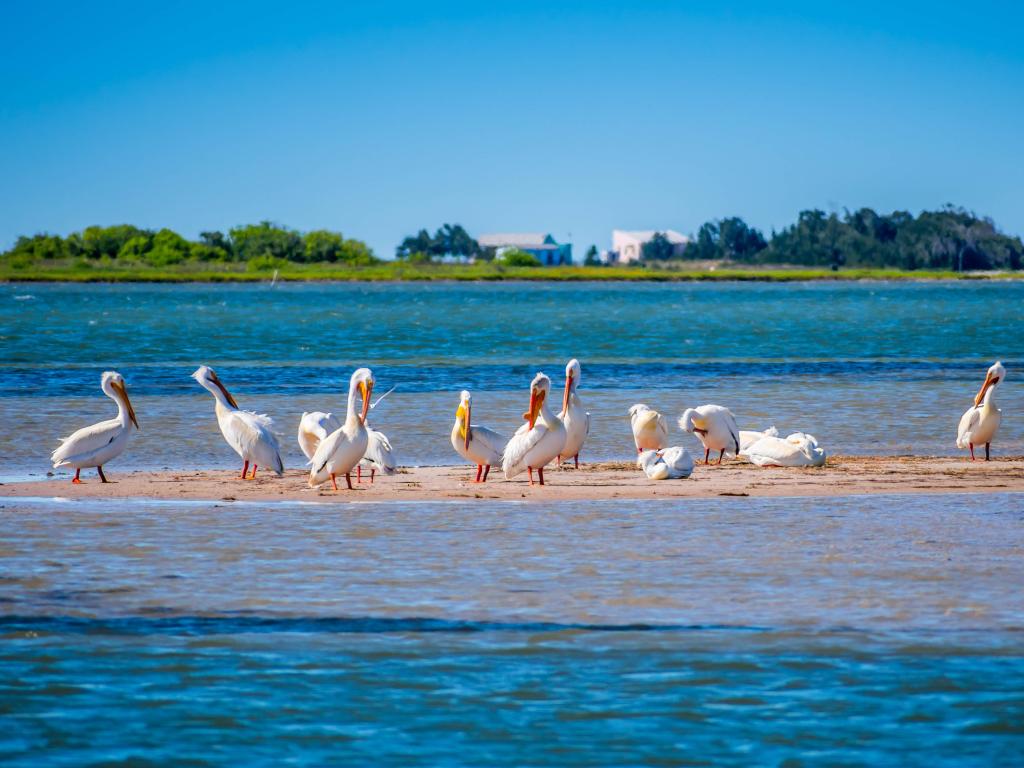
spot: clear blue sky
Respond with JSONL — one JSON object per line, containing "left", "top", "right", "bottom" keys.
{"left": 2, "top": 1, "right": 1022, "bottom": 257}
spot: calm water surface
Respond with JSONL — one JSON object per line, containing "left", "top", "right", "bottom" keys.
{"left": 1, "top": 281, "right": 1021, "bottom": 472}
{"left": 2, "top": 282, "right": 1024, "bottom": 763}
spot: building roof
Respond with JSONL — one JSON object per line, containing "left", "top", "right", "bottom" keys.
{"left": 478, "top": 233, "right": 557, "bottom": 248}
{"left": 613, "top": 229, "right": 690, "bottom": 245}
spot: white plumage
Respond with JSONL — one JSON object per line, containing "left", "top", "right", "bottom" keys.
{"left": 558, "top": 359, "right": 590, "bottom": 467}
{"left": 359, "top": 426, "right": 398, "bottom": 481}
{"left": 502, "top": 373, "right": 567, "bottom": 485}
{"left": 741, "top": 431, "right": 826, "bottom": 467}
{"left": 637, "top": 447, "right": 694, "bottom": 480}
{"left": 193, "top": 365, "right": 283, "bottom": 479}
{"left": 51, "top": 371, "right": 139, "bottom": 483}
{"left": 957, "top": 361, "right": 1005, "bottom": 461}
{"left": 680, "top": 405, "right": 741, "bottom": 465}
{"left": 308, "top": 368, "right": 375, "bottom": 490}
{"left": 298, "top": 411, "right": 341, "bottom": 460}
{"left": 739, "top": 426, "right": 779, "bottom": 453}
{"left": 629, "top": 404, "right": 668, "bottom": 453}
{"left": 452, "top": 390, "right": 506, "bottom": 482}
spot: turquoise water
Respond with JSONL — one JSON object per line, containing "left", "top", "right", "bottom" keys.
{"left": 1, "top": 281, "right": 1021, "bottom": 472}
{"left": 2, "top": 493, "right": 1024, "bottom": 764}
{"left": 2, "top": 282, "right": 1024, "bottom": 763}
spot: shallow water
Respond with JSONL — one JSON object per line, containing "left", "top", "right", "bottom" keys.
{"left": 1, "top": 281, "right": 1021, "bottom": 473}
{"left": 1, "top": 493, "right": 1023, "bottom": 764}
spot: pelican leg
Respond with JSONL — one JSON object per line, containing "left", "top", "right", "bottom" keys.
{"left": 371, "top": 468, "right": 376, "bottom": 483}
{"left": 241, "top": 460, "right": 249, "bottom": 479}
{"left": 345, "top": 473, "right": 353, "bottom": 490}
{"left": 72, "top": 468, "right": 82, "bottom": 484}
{"left": 969, "top": 443, "right": 975, "bottom": 461}
{"left": 985, "top": 443, "right": 991, "bottom": 461}
{"left": 483, "top": 465, "right": 491, "bottom": 482}
{"left": 357, "top": 465, "right": 362, "bottom": 483}
{"left": 538, "top": 467, "right": 546, "bottom": 485}
{"left": 574, "top": 454, "right": 579, "bottom": 470}
{"left": 717, "top": 450, "right": 725, "bottom": 465}
{"left": 704, "top": 448, "right": 710, "bottom": 465}
{"left": 250, "top": 465, "right": 258, "bottom": 480}
{"left": 475, "top": 465, "right": 483, "bottom": 483}
{"left": 97, "top": 466, "right": 108, "bottom": 483}
{"left": 528, "top": 467, "right": 535, "bottom": 486}
{"left": 330, "top": 473, "right": 338, "bottom": 491}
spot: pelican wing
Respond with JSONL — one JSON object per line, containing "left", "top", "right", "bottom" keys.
{"left": 362, "top": 427, "right": 398, "bottom": 474}
{"left": 51, "top": 418, "right": 123, "bottom": 466}
{"left": 469, "top": 424, "right": 506, "bottom": 465}
{"left": 298, "top": 411, "right": 341, "bottom": 459}
{"left": 957, "top": 405, "right": 981, "bottom": 448}
{"left": 501, "top": 423, "right": 548, "bottom": 478}
{"left": 227, "top": 410, "right": 283, "bottom": 475}
{"left": 739, "top": 427, "right": 778, "bottom": 453}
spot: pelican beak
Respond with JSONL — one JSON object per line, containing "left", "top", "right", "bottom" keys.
{"left": 210, "top": 372, "right": 239, "bottom": 409}
{"left": 464, "top": 402, "right": 472, "bottom": 449}
{"left": 112, "top": 381, "right": 139, "bottom": 429}
{"left": 359, "top": 380, "right": 373, "bottom": 425}
{"left": 525, "top": 387, "right": 543, "bottom": 429}
{"left": 974, "top": 372, "right": 999, "bottom": 407}
{"left": 562, "top": 373, "right": 573, "bottom": 414}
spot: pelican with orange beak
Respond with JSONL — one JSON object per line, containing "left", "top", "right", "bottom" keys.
{"left": 957, "top": 361, "right": 1006, "bottom": 461}
{"left": 192, "top": 365, "right": 283, "bottom": 479}
{"left": 51, "top": 371, "right": 140, "bottom": 483}
{"left": 451, "top": 390, "right": 506, "bottom": 482}
{"left": 558, "top": 359, "right": 590, "bottom": 467}
{"left": 502, "top": 373, "right": 567, "bottom": 485}
{"left": 308, "top": 367, "right": 374, "bottom": 490}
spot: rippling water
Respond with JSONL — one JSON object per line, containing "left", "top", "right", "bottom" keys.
{"left": 2, "top": 282, "right": 1024, "bottom": 763}
{"left": 1, "top": 281, "right": 1021, "bottom": 473}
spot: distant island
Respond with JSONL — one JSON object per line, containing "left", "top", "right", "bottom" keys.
{"left": 2, "top": 207, "right": 1021, "bottom": 282}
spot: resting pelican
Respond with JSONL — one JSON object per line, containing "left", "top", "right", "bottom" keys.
{"left": 308, "top": 368, "right": 374, "bottom": 490}
{"left": 957, "top": 361, "right": 1006, "bottom": 461}
{"left": 680, "top": 405, "right": 740, "bottom": 465}
{"left": 740, "top": 426, "right": 778, "bottom": 453}
{"left": 629, "top": 404, "right": 668, "bottom": 453}
{"left": 502, "top": 373, "right": 567, "bottom": 485}
{"left": 741, "top": 431, "right": 826, "bottom": 467}
{"left": 451, "top": 390, "right": 506, "bottom": 482}
{"left": 638, "top": 447, "right": 694, "bottom": 480}
{"left": 193, "top": 365, "right": 283, "bottom": 479}
{"left": 51, "top": 371, "right": 139, "bottom": 483}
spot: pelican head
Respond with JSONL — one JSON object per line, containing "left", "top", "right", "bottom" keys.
{"left": 975, "top": 361, "right": 1007, "bottom": 407}
{"left": 101, "top": 371, "right": 139, "bottom": 429}
{"left": 350, "top": 367, "right": 375, "bottom": 425}
{"left": 563, "top": 358, "right": 581, "bottom": 412}
{"left": 456, "top": 390, "right": 472, "bottom": 449}
{"left": 192, "top": 365, "right": 239, "bottom": 408}
{"left": 524, "top": 373, "right": 551, "bottom": 429}
{"left": 679, "top": 408, "right": 698, "bottom": 433}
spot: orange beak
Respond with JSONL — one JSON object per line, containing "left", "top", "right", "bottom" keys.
{"left": 211, "top": 373, "right": 239, "bottom": 409}
{"left": 562, "top": 373, "right": 573, "bottom": 414}
{"left": 974, "top": 371, "right": 999, "bottom": 407}
{"left": 360, "top": 380, "right": 373, "bottom": 425}
{"left": 525, "top": 388, "right": 544, "bottom": 429}
{"left": 112, "top": 381, "right": 139, "bottom": 429}
{"left": 464, "top": 402, "right": 471, "bottom": 450}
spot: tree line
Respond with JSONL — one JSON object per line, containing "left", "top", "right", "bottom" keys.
{"left": 645, "top": 206, "right": 1022, "bottom": 271}
{"left": 2, "top": 222, "right": 377, "bottom": 267}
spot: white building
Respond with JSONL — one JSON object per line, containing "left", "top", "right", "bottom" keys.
{"left": 477, "top": 233, "right": 572, "bottom": 265}
{"left": 611, "top": 230, "right": 690, "bottom": 264}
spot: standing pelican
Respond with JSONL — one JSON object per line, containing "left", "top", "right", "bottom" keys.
{"left": 193, "top": 366, "right": 283, "bottom": 479}
{"left": 299, "top": 389, "right": 397, "bottom": 483}
{"left": 638, "top": 447, "right": 694, "bottom": 480}
{"left": 51, "top": 371, "right": 139, "bottom": 483}
{"left": 957, "top": 361, "right": 1006, "bottom": 461}
{"left": 629, "top": 404, "right": 668, "bottom": 453}
{"left": 680, "top": 405, "right": 740, "bottom": 465}
{"left": 308, "top": 368, "right": 374, "bottom": 490}
{"left": 558, "top": 359, "right": 590, "bottom": 468}
{"left": 502, "top": 373, "right": 567, "bottom": 485}
{"left": 451, "top": 390, "right": 506, "bottom": 482}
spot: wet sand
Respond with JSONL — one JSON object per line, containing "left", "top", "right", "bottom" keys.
{"left": 4, "top": 456, "right": 1024, "bottom": 503}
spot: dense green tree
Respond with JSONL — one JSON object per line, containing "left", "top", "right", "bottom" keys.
{"left": 498, "top": 249, "right": 542, "bottom": 267}
{"left": 641, "top": 232, "right": 675, "bottom": 262}
{"left": 395, "top": 223, "right": 480, "bottom": 260}
{"left": 584, "top": 245, "right": 600, "bottom": 266}
{"left": 229, "top": 222, "right": 305, "bottom": 262}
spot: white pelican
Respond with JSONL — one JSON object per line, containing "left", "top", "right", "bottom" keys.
{"left": 739, "top": 426, "right": 778, "bottom": 453}
{"left": 358, "top": 427, "right": 397, "bottom": 482}
{"left": 638, "top": 447, "right": 694, "bottom": 480}
{"left": 451, "top": 390, "right": 506, "bottom": 482}
{"left": 308, "top": 368, "right": 374, "bottom": 490}
{"left": 502, "top": 373, "right": 567, "bottom": 485}
{"left": 957, "top": 361, "right": 1006, "bottom": 461}
{"left": 298, "top": 411, "right": 341, "bottom": 460}
{"left": 679, "top": 405, "right": 740, "bottom": 465}
{"left": 51, "top": 371, "right": 139, "bottom": 483}
{"left": 629, "top": 404, "right": 668, "bottom": 453}
{"left": 741, "top": 431, "right": 826, "bottom": 467}
{"left": 558, "top": 358, "right": 590, "bottom": 467}
{"left": 193, "top": 365, "right": 283, "bottom": 479}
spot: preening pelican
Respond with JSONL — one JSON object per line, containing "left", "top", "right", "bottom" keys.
{"left": 298, "top": 411, "right": 341, "bottom": 460}
{"left": 741, "top": 431, "right": 826, "bottom": 467}
{"left": 51, "top": 371, "right": 139, "bottom": 483}
{"left": 502, "top": 373, "right": 567, "bottom": 485}
{"left": 638, "top": 447, "right": 694, "bottom": 480}
{"left": 308, "top": 368, "right": 374, "bottom": 490}
{"left": 558, "top": 359, "right": 590, "bottom": 467}
{"left": 193, "top": 366, "right": 283, "bottom": 479}
{"left": 358, "top": 427, "right": 397, "bottom": 482}
{"left": 680, "top": 405, "right": 740, "bottom": 465}
{"left": 629, "top": 404, "right": 668, "bottom": 453}
{"left": 451, "top": 390, "right": 506, "bottom": 482}
{"left": 957, "top": 361, "right": 1006, "bottom": 461}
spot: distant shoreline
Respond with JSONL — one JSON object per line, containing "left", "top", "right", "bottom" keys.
{"left": 3, "top": 264, "right": 1023, "bottom": 283}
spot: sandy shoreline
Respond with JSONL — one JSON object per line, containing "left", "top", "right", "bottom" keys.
{"left": 3, "top": 456, "right": 1023, "bottom": 504}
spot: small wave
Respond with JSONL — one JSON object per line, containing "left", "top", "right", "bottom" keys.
{"left": 13, "top": 294, "right": 34, "bottom": 301}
